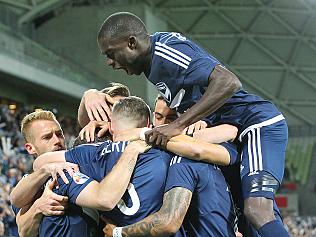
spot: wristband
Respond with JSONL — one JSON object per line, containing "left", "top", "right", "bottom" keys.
{"left": 140, "top": 127, "right": 152, "bottom": 141}
{"left": 113, "top": 227, "right": 123, "bottom": 237}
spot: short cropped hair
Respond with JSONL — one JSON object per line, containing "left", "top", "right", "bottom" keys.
{"left": 101, "top": 82, "right": 130, "bottom": 98}
{"left": 21, "top": 110, "right": 58, "bottom": 143}
{"left": 112, "top": 96, "right": 150, "bottom": 128}
{"left": 154, "top": 94, "right": 166, "bottom": 107}
{"left": 98, "top": 12, "right": 148, "bottom": 41}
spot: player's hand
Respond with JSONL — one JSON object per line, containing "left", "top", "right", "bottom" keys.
{"left": 35, "top": 179, "right": 68, "bottom": 216}
{"left": 101, "top": 216, "right": 116, "bottom": 237}
{"left": 79, "top": 120, "right": 110, "bottom": 142}
{"left": 235, "top": 231, "right": 243, "bottom": 237}
{"left": 113, "top": 128, "right": 142, "bottom": 141}
{"left": 145, "top": 123, "right": 183, "bottom": 147}
{"left": 182, "top": 120, "right": 208, "bottom": 135}
{"left": 127, "top": 140, "right": 151, "bottom": 154}
{"left": 84, "top": 89, "right": 115, "bottom": 122}
{"left": 43, "top": 162, "right": 79, "bottom": 185}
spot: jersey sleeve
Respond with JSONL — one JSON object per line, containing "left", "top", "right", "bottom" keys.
{"left": 220, "top": 142, "right": 238, "bottom": 165}
{"left": 64, "top": 143, "right": 101, "bottom": 166}
{"left": 57, "top": 171, "right": 94, "bottom": 204}
{"left": 184, "top": 56, "right": 220, "bottom": 88}
{"left": 164, "top": 158, "right": 197, "bottom": 193}
{"left": 11, "top": 205, "right": 20, "bottom": 215}
{"left": 164, "top": 40, "right": 220, "bottom": 88}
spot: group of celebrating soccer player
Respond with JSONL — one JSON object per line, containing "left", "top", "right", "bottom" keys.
{"left": 10, "top": 12, "right": 290, "bottom": 237}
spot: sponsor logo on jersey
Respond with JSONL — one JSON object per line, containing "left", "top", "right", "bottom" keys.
{"left": 73, "top": 172, "right": 89, "bottom": 184}
{"left": 156, "top": 82, "right": 171, "bottom": 103}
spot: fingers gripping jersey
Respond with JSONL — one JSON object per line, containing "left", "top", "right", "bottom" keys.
{"left": 64, "top": 140, "right": 173, "bottom": 226}
{"left": 40, "top": 174, "right": 98, "bottom": 237}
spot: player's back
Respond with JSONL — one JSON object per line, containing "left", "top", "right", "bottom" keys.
{"left": 166, "top": 158, "right": 236, "bottom": 237}
{"left": 102, "top": 147, "right": 173, "bottom": 225}
{"left": 148, "top": 32, "right": 282, "bottom": 132}
{"left": 39, "top": 203, "right": 99, "bottom": 237}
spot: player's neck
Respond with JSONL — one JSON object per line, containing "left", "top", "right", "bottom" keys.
{"left": 142, "top": 37, "right": 152, "bottom": 75}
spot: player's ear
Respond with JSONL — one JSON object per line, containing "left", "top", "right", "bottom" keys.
{"left": 108, "top": 122, "right": 114, "bottom": 135}
{"left": 128, "top": 36, "right": 137, "bottom": 49}
{"left": 146, "top": 118, "right": 150, "bottom": 128}
{"left": 25, "top": 142, "right": 36, "bottom": 155}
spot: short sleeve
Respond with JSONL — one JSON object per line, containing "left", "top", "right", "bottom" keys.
{"left": 220, "top": 142, "right": 238, "bottom": 165}
{"left": 185, "top": 57, "right": 219, "bottom": 87}
{"left": 164, "top": 158, "right": 197, "bottom": 193}
{"left": 64, "top": 143, "right": 102, "bottom": 166}
{"left": 57, "top": 172, "right": 94, "bottom": 204}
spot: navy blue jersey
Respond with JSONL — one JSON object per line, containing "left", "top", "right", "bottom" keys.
{"left": 65, "top": 141, "right": 128, "bottom": 183}
{"left": 165, "top": 157, "right": 236, "bottom": 237}
{"left": 39, "top": 175, "right": 99, "bottom": 237}
{"left": 65, "top": 140, "right": 173, "bottom": 226}
{"left": 11, "top": 174, "right": 99, "bottom": 237}
{"left": 147, "top": 32, "right": 281, "bottom": 134}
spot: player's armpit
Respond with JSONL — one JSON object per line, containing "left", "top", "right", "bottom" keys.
{"left": 121, "top": 187, "right": 192, "bottom": 237}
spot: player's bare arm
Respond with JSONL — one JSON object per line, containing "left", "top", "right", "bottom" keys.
{"left": 192, "top": 124, "right": 237, "bottom": 143}
{"left": 16, "top": 180, "right": 67, "bottom": 237}
{"left": 104, "top": 187, "right": 192, "bottom": 237}
{"left": 10, "top": 161, "right": 76, "bottom": 208}
{"left": 75, "top": 141, "right": 150, "bottom": 211}
{"left": 146, "top": 65, "right": 241, "bottom": 146}
{"left": 167, "top": 135, "right": 231, "bottom": 166}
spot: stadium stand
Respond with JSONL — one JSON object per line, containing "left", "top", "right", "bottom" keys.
{"left": 0, "top": 103, "right": 77, "bottom": 236}
{"left": 285, "top": 215, "right": 316, "bottom": 237}
{"left": 286, "top": 137, "right": 316, "bottom": 185}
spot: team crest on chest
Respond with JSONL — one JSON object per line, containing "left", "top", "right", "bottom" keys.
{"left": 156, "top": 82, "right": 171, "bottom": 103}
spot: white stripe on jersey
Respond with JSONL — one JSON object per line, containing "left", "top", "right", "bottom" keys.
{"left": 169, "top": 156, "right": 182, "bottom": 166}
{"left": 155, "top": 45, "right": 190, "bottom": 66}
{"left": 156, "top": 42, "right": 192, "bottom": 61}
{"left": 247, "top": 128, "right": 263, "bottom": 174}
{"left": 239, "top": 114, "right": 285, "bottom": 141}
{"left": 251, "top": 129, "right": 258, "bottom": 172}
{"left": 154, "top": 51, "right": 189, "bottom": 69}
{"left": 247, "top": 132, "right": 253, "bottom": 173}
{"left": 256, "top": 127, "right": 263, "bottom": 171}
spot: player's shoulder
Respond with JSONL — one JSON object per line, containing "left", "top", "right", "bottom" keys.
{"left": 169, "top": 155, "right": 198, "bottom": 165}
{"left": 153, "top": 32, "right": 194, "bottom": 62}
{"left": 169, "top": 155, "right": 210, "bottom": 172}
{"left": 138, "top": 148, "right": 173, "bottom": 166}
{"left": 139, "top": 147, "right": 170, "bottom": 159}
{"left": 153, "top": 32, "right": 189, "bottom": 45}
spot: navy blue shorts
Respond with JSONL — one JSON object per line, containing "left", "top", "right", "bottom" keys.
{"left": 239, "top": 116, "right": 288, "bottom": 199}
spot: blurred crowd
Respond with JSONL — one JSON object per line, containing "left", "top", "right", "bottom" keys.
{"left": 285, "top": 215, "right": 316, "bottom": 237}
{"left": 0, "top": 104, "right": 77, "bottom": 237}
